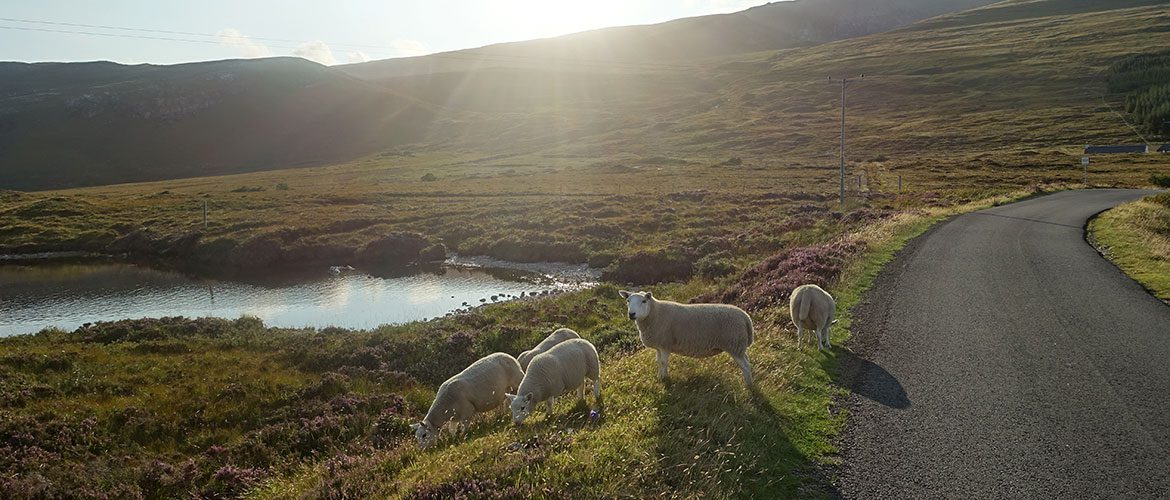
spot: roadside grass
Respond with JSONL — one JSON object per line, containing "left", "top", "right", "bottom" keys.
{"left": 1089, "top": 192, "right": 1170, "bottom": 302}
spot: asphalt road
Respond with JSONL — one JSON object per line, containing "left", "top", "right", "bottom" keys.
{"left": 838, "top": 189, "right": 1170, "bottom": 498}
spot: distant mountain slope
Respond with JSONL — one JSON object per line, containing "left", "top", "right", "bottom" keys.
{"left": 4, "top": 0, "right": 1163, "bottom": 191}
{"left": 0, "top": 58, "right": 436, "bottom": 190}
{"left": 340, "top": 0, "right": 998, "bottom": 81}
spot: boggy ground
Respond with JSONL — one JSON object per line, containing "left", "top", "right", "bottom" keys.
{"left": 2, "top": 149, "right": 1164, "bottom": 283}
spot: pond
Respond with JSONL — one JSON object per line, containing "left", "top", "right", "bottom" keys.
{"left": 0, "top": 258, "right": 599, "bottom": 337}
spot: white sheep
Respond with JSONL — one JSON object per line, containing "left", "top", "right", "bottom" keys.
{"left": 620, "top": 290, "right": 754, "bottom": 386}
{"left": 517, "top": 327, "right": 581, "bottom": 371}
{"left": 789, "top": 284, "right": 836, "bottom": 351}
{"left": 506, "top": 338, "right": 600, "bottom": 424}
{"left": 411, "top": 352, "right": 524, "bottom": 449}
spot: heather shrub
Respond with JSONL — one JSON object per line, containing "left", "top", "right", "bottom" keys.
{"left": 697, "top": 240, "right": 865, "bottom": 311}
{"left": 407, "top": 478, "right": 527, "bottom": 500}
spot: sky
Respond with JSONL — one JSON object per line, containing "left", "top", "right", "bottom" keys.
{"left": 0, "top": 0, "right": 769, "bottom": 66}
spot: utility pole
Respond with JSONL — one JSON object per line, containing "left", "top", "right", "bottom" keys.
{"left": 830, "top": 75, "right": 864, "bottom": 206}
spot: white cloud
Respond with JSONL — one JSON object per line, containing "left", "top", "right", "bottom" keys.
{"left": 217, "top": 28, "right": 271, "bottom": 58}
{"left": 347, "top": 51, "right": 370, "bottom": 64}
{"left": 294, "top": 40, "right": 338, "bottom": 65}
{"left": 388, "top": 39, "right": 430, "bottom": 57}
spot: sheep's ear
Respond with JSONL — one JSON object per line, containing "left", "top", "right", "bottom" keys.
{"left": 505, "top": 393, "right": 516, "bottom": 402}
{"left": 410, "top": 422, "right": 422, "bottom": 430}
{"left": 523, "top": 392, "right": 533, "bottom": 401}
{"left": 619, "top": 290, "right": 631, "bottom": 299}
{"left": 644, "top": 291, "right": 653, "bottom": 299}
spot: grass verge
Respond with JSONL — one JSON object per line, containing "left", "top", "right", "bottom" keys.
{"left": 1089, "top": 192, "right": 1170, "bottom": 302}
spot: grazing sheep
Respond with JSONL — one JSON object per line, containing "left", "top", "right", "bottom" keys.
{"left": 620, "top": 290, "right": 754, "bottom": 386}
{"left": 517, "top": 327, "right": 582, "bottom": 371}
{"left": 507, "top": 338, "right": 601, "bottom": 424}
{"left": 411, "top": 352, "right": 523, "bottom": 449}
{"left": 789, "top": 284, "right": 837, "bottom": 351}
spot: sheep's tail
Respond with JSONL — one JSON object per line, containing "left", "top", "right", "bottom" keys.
{"left": 796, "top": 293, "right": 812, "bottom": 322}
{"left": 831, "top": 319, "right": 839, "bottom": 325}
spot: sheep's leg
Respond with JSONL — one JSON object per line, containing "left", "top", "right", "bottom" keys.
{"left": 546, "top": 397, "right": 555, "bottom": 415}
{"left": 821, "top": 323, "right": 832, "bottom": 351}
{"left": 592, "top": 378, "right": 601, "bottom": 401}
{"left": 656, "top": 349, "right": 670, "bottom": 380}
{"left": 578, "top": 384, "right": 586, "bottom": 401}
{"left": 732, "top": 354, "right": 753, "bottom": 386}
{"left": 795, "top": 325, "right": 804, "bottom": 349}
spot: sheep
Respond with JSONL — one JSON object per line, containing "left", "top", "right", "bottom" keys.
{"left": 517, "top": 327, "right": 581, "bottom": 371}
{"left": 619, "top": 290, "right": 754, "bottom": 386}
{"left": 411, "top": 352, "right": 523, "bottom": 449}
{"left": 789, "top": 284, "right": 837, "bottom": 352}
{"left": 507, "top": 338, "right": 600, "bottom": 424}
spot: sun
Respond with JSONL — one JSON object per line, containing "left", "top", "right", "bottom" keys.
{"left": 489, "top": 0, "right": 629, "bottom": 41}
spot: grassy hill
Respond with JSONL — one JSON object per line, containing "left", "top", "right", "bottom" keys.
{"left": 0, "top": 58, "right": 437, "bottom": 190}
{"left": 0, "top": 0, "right": 1000, "bottom": 191}
{"left": 339, "top": 0, "right": 997, "bottom": 79}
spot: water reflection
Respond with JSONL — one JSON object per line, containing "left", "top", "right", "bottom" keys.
{"left": 0, "top": 261, "right": 582, "bottom": 337}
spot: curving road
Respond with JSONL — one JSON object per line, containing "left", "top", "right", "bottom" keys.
{"left": 838, "top": 189, "right": 1170, "bottom": 498}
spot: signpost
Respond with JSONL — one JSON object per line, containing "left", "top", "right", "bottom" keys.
{"left": 1081, "top": 156, "right": 1090, "bottom": 185}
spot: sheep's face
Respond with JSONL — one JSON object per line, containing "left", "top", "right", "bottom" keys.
{"left": 411, "top": 421, "right": 437, "bottom": 449}
{"left": 506, "top": 392, "right": 533, "bottom": 424}
{"left": 619, "top": 290, "right": 653, "bottom": 320}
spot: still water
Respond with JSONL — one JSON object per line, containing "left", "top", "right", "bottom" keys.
{"left": 0, "top": 260, "right": 594, "bottom": 337}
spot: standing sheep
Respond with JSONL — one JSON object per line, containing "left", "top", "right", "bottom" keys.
{"left": 411, "top": 352, "right": 524, "bottom": 449}
{"left": 517, "top": 327, "right": 581, "bottom": 371}
{"left": 789, "top": 284, "right": 836, "bottom": 352}
{"left": 619, "top": 290, "right": 754, "bottom": 386}
{"left": 507, "top": 338, "right": 600, "bottom": 424}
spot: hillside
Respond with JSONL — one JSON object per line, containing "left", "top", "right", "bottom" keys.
{"left": 0, "top": 0, "right": 999, "bottom": 191}
{"left": 339, "top": 0, "right": 997, "bottom": 79}
{"left": 0, "top": 58, "right": 437, "bottom": 190}
{"left": 3, "top": 0, "right": 1169, "bottom": 277}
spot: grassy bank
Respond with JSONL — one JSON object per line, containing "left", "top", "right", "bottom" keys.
{"left": 1089, "top": 192, "right": 1170, "bottom": 302}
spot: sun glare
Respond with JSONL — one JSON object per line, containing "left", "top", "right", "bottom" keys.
{"left": 490, "top": 0, "right": 629, "bottom": 41}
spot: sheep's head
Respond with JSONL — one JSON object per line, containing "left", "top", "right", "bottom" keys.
{"left": 506, "top": 392, "right": 534, "bottom": 424}
{"left": 411, "top": 421, "right": 437, "bottom": 449}
{"left": 619, "top": 290, "right": 653, "bottom": 320}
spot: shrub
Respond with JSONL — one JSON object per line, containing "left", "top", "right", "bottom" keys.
{"left": 421, "top": 173, "right": 438, "bottom": 182}
{"left": 407, "top": 478, "right": 526, "bottom": 500}
{"left": 1149, "top": 174, "right": 1170, "bottom": 188}
{"left": 602, "top": 249, "right": 694, "bottom": 284}
{"left": 371, "top": 410, "right": 413, "bottom": 446}
{"left": 204, "top": 465, "right": 267, "bottom": 497}
{"left": 696, "top": 252, "right": 737, "bottom": 278}
{"left": 696, "top": 240, "right": 865, "bottom": 311}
